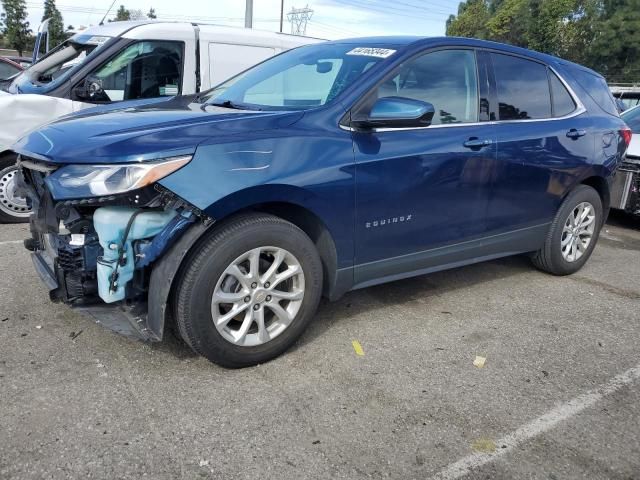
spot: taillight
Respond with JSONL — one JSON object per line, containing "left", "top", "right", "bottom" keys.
{"left": 621, "top": 127, "right": 632, "bottom": 148}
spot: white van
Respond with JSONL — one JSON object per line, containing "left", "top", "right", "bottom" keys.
{"left": 0, "top": 21, "right": 322, "bottom": 222}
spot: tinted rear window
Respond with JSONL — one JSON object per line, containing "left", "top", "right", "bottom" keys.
{"left": 549, "top": 70, "right": 576, "bottom": 117}
{"left": 571, "top": 69, "right": 618, "bottom": 116}
{"left": 491, "top": 53, "right": 551, "bottom": 120}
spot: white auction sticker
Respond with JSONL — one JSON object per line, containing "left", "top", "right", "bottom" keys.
{"left": 346, "top": 47, "right": 396, "bottom": 59}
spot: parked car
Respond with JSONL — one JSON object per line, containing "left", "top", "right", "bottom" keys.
{"left": 13, "top": 37, "right": 631, "bottom": 367}
{"left": 610, "top": 83, "right": 640, "bottom": 110}
{"left": 611, "top": 104, "right": 640, "bottom": 216}
{"left": 0, "top": 57, "right": 24, "bottom": 81}
{"left": 0, "top": 21, "right": 321, "bottom": 223}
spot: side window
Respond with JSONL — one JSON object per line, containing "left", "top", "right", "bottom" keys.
{"left": 377, "top": 49, "right": 479, "bottom": 125}
{"left": 549, "top": 70, "right": 577, "bottom": 117}
{"left": 571, "top": 69, "right": 618, "bottom": 116}
{"left": 86, "top": 41, "right": 183, "bottom": 102}
{"left": 491, "top": 53, "right": 551, "bottom": 120}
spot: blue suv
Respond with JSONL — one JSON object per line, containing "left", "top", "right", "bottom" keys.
{"left": 14, "top": 37, "right": 631, "bottom": 367}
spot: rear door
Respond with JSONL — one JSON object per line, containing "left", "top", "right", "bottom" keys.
{"left": 484, "top": 51, "right": 594, "bottom": 234}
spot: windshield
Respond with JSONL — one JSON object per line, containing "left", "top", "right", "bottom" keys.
{"left": 32, "top": 41, "right": 99, "bottom": 84}
{"left": 203, "top": 44, "right": 395, "bottom": 111}
{"left": 622, "top": 105, "right": 640, "bottom": 133}
{"left": 7, "top": 36, "right": 110, "bottom": 92}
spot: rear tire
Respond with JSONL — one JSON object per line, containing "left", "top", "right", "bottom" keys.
{"left": 0, "top": 155, "right": 31, "bottom": 223}
{"left": 531, "top": 185, "right": 603, "bottom": 275}
{"left": 174, "top": 214, "right": 323, "bottom": 368}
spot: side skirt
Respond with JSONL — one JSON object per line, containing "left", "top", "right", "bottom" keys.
{"left": 351, "top": 223, "right": 550, "bottom": 291}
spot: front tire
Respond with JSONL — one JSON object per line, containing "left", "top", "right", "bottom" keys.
{"left": 174, "top": 214, "right": 323, "bottom": 368}
{"left": 531, "top": 185, "right": 603, "bottom": 275}
{"left": 0, "top": 155, "right": 31, "bottom": 223}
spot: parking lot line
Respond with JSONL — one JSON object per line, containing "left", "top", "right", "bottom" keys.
{"left": 430, "top": 362, "right": 640, "bottom": 480}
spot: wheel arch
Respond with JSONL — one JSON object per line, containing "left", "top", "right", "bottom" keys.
{"left": 0, "top": 150, "right": 18, "bottom": 163}
{"left": 147, "top": 196, "right": 348, "bottom": 341}
{"left": 579, "top": 174, "right": 610, "bottom": 219}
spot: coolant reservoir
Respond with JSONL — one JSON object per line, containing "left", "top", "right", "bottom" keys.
{"left": 93, "top": 207, "right": 177, "bottom": 303}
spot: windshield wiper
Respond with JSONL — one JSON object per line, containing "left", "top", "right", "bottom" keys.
{"left": 202, "top": 99, "right": 260, "bottom": 111}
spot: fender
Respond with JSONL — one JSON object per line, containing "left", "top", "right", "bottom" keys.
{"left": 146, "top": 185, "right": 353, "bottom": 339}
{"left": 147, "top": 220, "right": 213, "bottom": 340}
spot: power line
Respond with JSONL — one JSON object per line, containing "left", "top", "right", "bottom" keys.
{"left": 361, "top": 0, "right": 456, "bottom": 16}
{"left": 307, "top": 19, "right": 359, "bottom": 36}
{"left": 338, "top": 0, "right": 452, "bottom": 20}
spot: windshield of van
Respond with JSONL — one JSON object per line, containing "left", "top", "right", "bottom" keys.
{"left": 31, "top": 42, "right": 99, "bottom": 84}
{"left": 9, "top": 35, "right": 110, "bottom": 91}
{"left": 203, "top": 44, "right": 396, "bottom": 111}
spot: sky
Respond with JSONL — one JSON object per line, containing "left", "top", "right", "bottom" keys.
{"left": 19, "top": 0, "right": 461, "bottom": 40}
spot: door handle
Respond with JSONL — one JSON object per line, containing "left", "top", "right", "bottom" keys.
{"left": 566, "top": 128, "right": 586, "bottom": 139}
{"left": 463, "top": 138, "right": 492, "bottom": 149}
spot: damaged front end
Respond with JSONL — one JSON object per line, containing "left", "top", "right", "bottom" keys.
{"left": 17, "top": 155, "right": 205, "bottom": 341}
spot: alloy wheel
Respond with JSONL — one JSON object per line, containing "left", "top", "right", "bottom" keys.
{"left": 561, "top": 201, "right": 596, "bottom": 262}
{"left": 211, "top": 246, "right": 305, "bottom": 347}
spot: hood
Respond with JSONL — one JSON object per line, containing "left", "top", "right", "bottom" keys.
{"left": 13, "top": 97, "right": 305, "bottom": 165}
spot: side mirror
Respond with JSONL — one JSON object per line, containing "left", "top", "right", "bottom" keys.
{"left": 73, "top": 76, "right": 105, "bottom": 101}
{"left": 352, "top": 96, "right": 435, "bottom": 129}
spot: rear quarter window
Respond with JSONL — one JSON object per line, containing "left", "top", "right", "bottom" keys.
{"left": 571, "top": 69, "right": 618, "bottom": 116}
{"left": 549, "top": 70, "right": 577, "bottom": 117}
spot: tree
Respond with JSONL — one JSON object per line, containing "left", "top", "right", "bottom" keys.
{"left": 113, "top": 5, "right": 130, "bottom": 21}
{"left": 147, "top": 7, "right": 156, "bottom": 19}
{"left": 486, "top": 0, "right": 530, "bottom": 47}
{"left": 445, "top": 0, "right": 640, "bottom": 82}
{"left": 587, "top": 0, "right": 640, "bottom": 82}
{"left": 0, "top": 0, "right": 32, "bottom": 56}
{"left": 41, "top": 0, "right": 65, "bottom": 49}
{"left": 67, "top": 24, "right": 73, "bottom": 30}
{"left": 446, "top": 0, "right": 491, "bottom": 39}
{"left": 128, "top": 8, "right": 146, "bottom": 20}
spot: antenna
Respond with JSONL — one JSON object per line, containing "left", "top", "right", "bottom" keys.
{"left": 287, "top": 5, "right": 313, "bottom": 36}
{"left": 99, "top": 0, "right": 118, "bottom": 25}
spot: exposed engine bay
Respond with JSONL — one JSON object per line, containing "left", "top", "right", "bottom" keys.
{"left": 16, "top": 156, "right": 206, "bottom": 340}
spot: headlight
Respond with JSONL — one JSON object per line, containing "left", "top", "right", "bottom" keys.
{"left": 45, "top": 155, "right": 192, "bottom": 200}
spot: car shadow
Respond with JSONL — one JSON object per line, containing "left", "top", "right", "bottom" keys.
{"left": 151, "top": 254, "right": 535, "bottom": 362}
{"left": 607, "top": 210, "right": 640, "bottom": 230}
{"left": 294, "top": 254, "right": 535, "bottom": 349}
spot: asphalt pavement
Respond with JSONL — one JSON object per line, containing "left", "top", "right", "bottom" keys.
{"left": 1, "top": 212, "right": 639, "bottom": 480}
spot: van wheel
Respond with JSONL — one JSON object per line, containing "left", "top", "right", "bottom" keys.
{"left": 531, "top": 185, "right": 603, "bottom": 275}
{"left": 0, "top": 155, "right": 31, "bottom": 223}
{"left": 174, "top": 214, "right": 323, "bottom": 368}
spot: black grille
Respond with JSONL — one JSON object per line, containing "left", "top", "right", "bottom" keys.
{"left": 57, "top": 246, "right": 84, "bottom": 271}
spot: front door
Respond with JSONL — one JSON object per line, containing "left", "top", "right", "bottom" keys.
{"left": 351, "top": 48, "right": 497, "bottom": 286}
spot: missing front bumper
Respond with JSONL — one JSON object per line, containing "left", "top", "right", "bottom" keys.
{"left": 31, "top": 250, "right": 159, "bottom": 342}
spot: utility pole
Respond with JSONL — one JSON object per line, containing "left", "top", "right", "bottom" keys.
{"left": 279, "top": 0, "right": 284, "bottom": 33}
{"left": 245, "top": 0, "right": 253, "bottom": 28}
{"left": 287, "top": 5, "right": 313, "bottom": 36}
